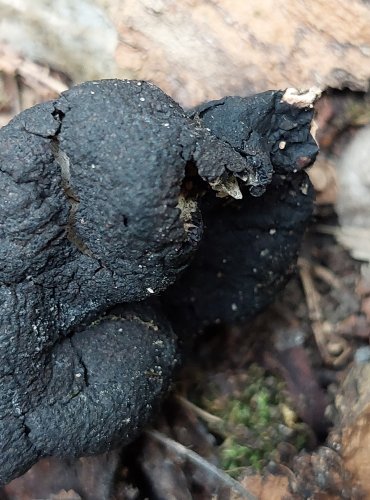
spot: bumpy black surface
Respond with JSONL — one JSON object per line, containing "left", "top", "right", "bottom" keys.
{"left": 163, "top": 93, "right": 318, "bottom": 332}
{"left": 0, "top": 79, "right": 318, "bottom": 485}
{"left": 163, "top": 173, "right": 314, "bottom": 334}
{"left": 0, "top": 302, "right": 177, "bottom": 485}
{"left": 191, "top": 91, "right": 318, "bottom": 194}
{"left": 1, "top": 81, "right": 260, "bottom": 320}
{"left": 0, "top": 79, "right": 256, "bottom": 485}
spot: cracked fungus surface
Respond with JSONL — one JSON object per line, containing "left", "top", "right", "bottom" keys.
{"left": 0, "top": 80, "right": 199, "bottom": 484}
{"left": 1, "top": 80, "right": 200, "bottom": 312}
{"left": 0, "top": 79, "right": 318, "bottom": 485}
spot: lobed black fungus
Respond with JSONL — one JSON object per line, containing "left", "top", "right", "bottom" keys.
{"left": 190, "top": 89, "right": 319, "bottom": 194}
{"left": 24, "top": 304, "right": 177, "bottom": 458}
{"left": 163, "top": 91, "right": 318, "bottom": 333}
{"left": 163, "top": 172, "right": 315, "bottom": 334}
{"left": 0, "top": 80, "right": 318, "bottom": 485}
{"left": 0, "top": 302, "right": 177, "bottom": 485}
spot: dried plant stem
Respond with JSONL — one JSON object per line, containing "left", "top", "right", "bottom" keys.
{"left": 146, "top": 429, "right": 256, "bottom": 500}
{"left": 176, "top": 395, "right": 227, "bottom": 434}
{"left": 313, "top": 263, "right": 343, "bottom": 290}
{"left": 299, "top": 258, "right": 351, "bottom": 366}
{"left": 0, "top": 44, "right": 68, "bottom": 95}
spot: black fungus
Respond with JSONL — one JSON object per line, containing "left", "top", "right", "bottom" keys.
{"left": 0, "top": 301, "right": 177, "bottom": 485}
{"left": 162, "top": 90, "right": 318, "bottom": 334}
{"left": 0, "top": 80, "right": 318, "bottom": 485}
{"left": 162, "top": 172, "right": 314, "bottom": 334}
{"left": 190, "top": 90, "right": 318, "bottom": 194}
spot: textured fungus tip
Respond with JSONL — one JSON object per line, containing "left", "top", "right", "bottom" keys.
{"left": 0, "top": 79, "right": 319, "bottom": 485}
{"left": 190, "top": 88, "right": 319, "bottom": 197}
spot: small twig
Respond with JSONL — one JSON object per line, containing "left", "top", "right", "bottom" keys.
{"left": 18, "top": 60, "right": 68, "bottom": 95}
{"left": 0, "top": 45, "right": 68, "bottom": 95}
{"left": 312, "top": 263, "right": 343, "bottom": 290}
{"left": 299, "top": 258, "right": 328, "bottom": 359}
{"left": 311, "top": 224, "right": 335, "bottom": 234}
{"left": 176, "top": 395, "right": 260, "bottom": 449}
{"left": 2, "top": 73, "right": 21, "bottom": 115}
{"left": 299, "top": 258, "right": 351, "bottom": 366}
{"left": 314, "top": 224, "right": 368, "bottom": 238}
{"left": 176, "top": 395, "right": 227, "bottom": 435}
{"left": 146, "top": 429, "right": 256, "bottom": 500}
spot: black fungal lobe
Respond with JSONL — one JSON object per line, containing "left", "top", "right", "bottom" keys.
{"left": 162, "top": 93, "right": 317, "bottom": 333}
{"left": 24, "top": 304, "right": 177, "bottom": 458}
{"left": 0, "top": 79, "right": 318, "bottom": 485}
{"left": 191, "top": 91, "right": 318, "bottom": 194}
{"left": 163, "top": 172, "right": 314, "bottom": 335}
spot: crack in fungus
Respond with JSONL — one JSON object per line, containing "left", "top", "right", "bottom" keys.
{"left": 50, "top": 135, "right": 95, "bottom": 259}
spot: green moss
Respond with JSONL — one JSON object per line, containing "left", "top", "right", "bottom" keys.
{"left": 197, "top": 364, "right": 309, "bottom": 477}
